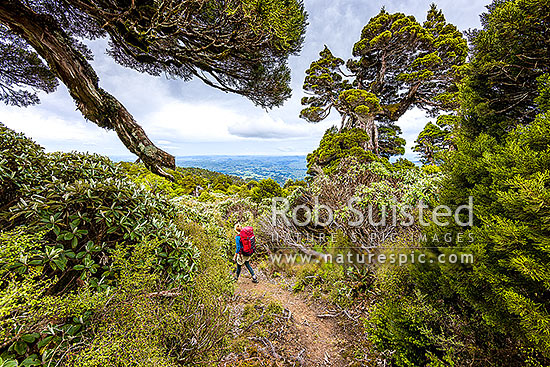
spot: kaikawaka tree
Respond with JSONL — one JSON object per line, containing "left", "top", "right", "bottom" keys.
{"left": 458, "top": 0, "right": 550, "bottom": 139}
{"left": 413, "top": 115, "right": 454, "bottom": 165}
{"left": 0, "top": 0, "right": 307, "bottom": 179}
{"left": 300, "top": 5, "right": 467, "bottom": 156}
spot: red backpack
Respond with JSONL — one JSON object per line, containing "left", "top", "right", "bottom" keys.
{"left": 239, "top": 226, "right": 256, "bottom": 256}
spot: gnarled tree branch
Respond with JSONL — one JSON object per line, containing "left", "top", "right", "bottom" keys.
{"left": 0, "top": 0, "right": 175, "bottom": 179}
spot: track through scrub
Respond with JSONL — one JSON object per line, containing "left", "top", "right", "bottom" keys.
{"left": 231, "top": 271, "right": 350, "bottom": 366}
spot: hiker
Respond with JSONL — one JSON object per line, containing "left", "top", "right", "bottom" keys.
{"left": 233, "top": 224, "right": 258, "bottom": 283}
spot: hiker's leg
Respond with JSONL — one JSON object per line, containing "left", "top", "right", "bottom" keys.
{"left": 244, "top": 261, "right": 255, "bottom": 277}
{"left": 236, "top": 264, "right": 242, "bottom": 278}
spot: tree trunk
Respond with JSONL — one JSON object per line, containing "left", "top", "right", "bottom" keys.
{"left": 373, "top": 122, "right": 379, "bottom": 156}
{"left": 339, "top": 115, "right": 346, "bottom": 132}
{"left": 384, "top": 82, "right": 421, "bottom": 121}
{"left": 357, "top": 114, "right": 378, "bottom": 154}
{"left": 0, "top": 0, "right": 175, "bottom": 179}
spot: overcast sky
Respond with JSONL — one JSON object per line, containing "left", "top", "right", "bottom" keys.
{"left": 0, "top": 0, "right": 491, "bottom": 160}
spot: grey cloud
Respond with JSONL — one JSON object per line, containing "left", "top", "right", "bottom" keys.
{"left": 228, "top": 119, "right": 332, "bottom": 140}
{"left": 228, "top": 125, "right": 310, "bottom": 139}
{"left": 1, "top": 0, "right": 490, "bottom": 157}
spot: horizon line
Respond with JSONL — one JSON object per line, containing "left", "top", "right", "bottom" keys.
{"left": 110, "top": 154, "right": 309, "bottom": 158}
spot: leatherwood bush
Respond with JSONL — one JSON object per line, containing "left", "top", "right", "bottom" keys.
{"left": 0, "top": 124, "right": 198, "bottom": 365}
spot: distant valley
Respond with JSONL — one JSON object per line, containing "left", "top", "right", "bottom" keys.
{"left": 111, "top": 155, "right": 308, "bottom": 185}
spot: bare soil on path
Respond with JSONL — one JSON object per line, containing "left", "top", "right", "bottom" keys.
{"left": 229, "top": 271, "right": 353, "bottom": 367}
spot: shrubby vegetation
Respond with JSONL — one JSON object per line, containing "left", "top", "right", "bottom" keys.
{"left": 0, "top": 122, "right": 300, "bottom": 365}
{"left": 361, "top": 1, "right": 550, "bottom": 365}
{"left": 2, "top": 0, "right": 549, "bottom": 365}
{"left": 413, "top": 116, "right": 453, "bottom": 165}
{"left": 269, "top": 1, "right": 550, "bottom": 366}
{"left": 260, "top": 153, "right": 442, "bottom": 262}
{"left": 119, "top": 159, "right": 300, "bottom": 203}
{"left": 119, "top": 161, "right": 245, "bottom": 197}
{"left": 306, "top": 127, "right": 377, "bottom": 176}
{"left": 365, "top": 116, "right": 550, "bottom": 366}
{"left": 458, "top": 0, "right": 549, "bottom": 139}
{"left": 0, "top": 125, "right": 250, "bottom": 365}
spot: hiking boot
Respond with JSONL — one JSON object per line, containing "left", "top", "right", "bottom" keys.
{"left": 252, "top": 277, "right": 258, "bottom": 283}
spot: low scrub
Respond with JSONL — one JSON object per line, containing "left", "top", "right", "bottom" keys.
{"left": 0, "top": 124, "right": 234, "bottom": 365}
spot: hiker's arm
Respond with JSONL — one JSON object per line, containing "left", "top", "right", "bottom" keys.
{"left": 235, "top": 236, "right": 242, "bottom": 254}
{"left": 233, "top": 236, "right": 241, "bottom": 261}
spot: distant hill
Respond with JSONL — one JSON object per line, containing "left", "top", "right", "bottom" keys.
{"left": 175, "top": 155, "right": 307, "bottom": 185}
{"left": 177, "top": 166, "right": 245, "bottom": 186}
{"left": 110, "top": 155, "right": 307, "bottom": 185}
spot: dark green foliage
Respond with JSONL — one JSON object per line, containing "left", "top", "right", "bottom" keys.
{"left": 102, "top": 0, "right": 307, "bottom": 108}
{"left": 434, "top": 115, "right": 550, "bottom": 358}
{"left": 349, "top": 5, "right": 467, "bottom": 114}
{"left": 211, "top": 175, "right": 234, "bottom": 192}
{"left": 283, "top": 178, "right": 307, "bottom": 195}
{"left": 0, "top": 0, "right": 307, "bottom": 109}
{"left": 378, "top": 119, "right": 406, "bottom": 158}
{"left": 413, "top": 117, "right": 452, "bottom": 164}
{"left": 0, "top": 125, "right": 46, "bottom": 210}
{"left": 392, "top": 157, "right": 416, "bottom": 170}
{"left": 0, "top": 124, "right": 198, "bottom": 364}
{"left": 301, "top": 5, "right": 467, "bottom": 155}
{"left": 371, "top": 115, "right": 550, "bottom": 365}
{"left": 367, "top": 2, "right": 550, "bottom": 364}
{"left": 367, "top": 258, "right": 539, "bottom": 366}
{"left": 371, "top": 0, "right": 550, "bottom": 366}
{"left": 300, "top": 46, "right": 351, "bottom": 123}
{"left": 459, "top": 0, "right": 550, "bottom": 138}
{"left": 306, "top": 127, "right": 377, "bottom": 176}
{"left": 535, "top": 73, "right": 550, "bottom": 113}
{"left": 250, "top": 178, "right": 285, "bottom": 203}
{"left": 0, "top": 26, "right": 58, "bottom": 106}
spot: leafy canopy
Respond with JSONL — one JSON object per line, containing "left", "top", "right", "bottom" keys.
{"left": 413, "top": 116, "right": 453, "bottom": 165}
{"left": 301, "top": 5, "right": 467, "bottom": 155}
{"left": 458, "top": 0, "right": 550, "bottom": 138}
{"left": 0, "top": 0, "right": 307, "bottom": 178}
{"left": 306, "top": 127, "right": 377, "bottom": 176}
{"left": 367, "top": 1, "right": 550, "bottom": 364}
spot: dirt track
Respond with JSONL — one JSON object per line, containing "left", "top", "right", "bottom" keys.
{"left": 233, "top": 272, "right": 349, "bottom": 366}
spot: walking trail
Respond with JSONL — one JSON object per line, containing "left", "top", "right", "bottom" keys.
{"left": 229, "top": 271, "right": 354, "bottom": 366}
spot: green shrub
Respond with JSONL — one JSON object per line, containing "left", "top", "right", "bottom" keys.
{"left": 366, "top": 106, "right": 550, "bottom": 367}
{"left": 120, "top": 162, "right": 246, "bottom": 198}
{"left": 0, "top": 124, "right": 46, "bottom": 210}
{"left": 421, "top": 164, "right": 441, "bottom": 175}
{"left": 119, "top": 161, "right": 191, "bottom": 197}
{"left": 68, "top": 230, "right": 232, "bottom": 366}
{"left": 438, "top": 113, "right": 550, "bottom": 358}
{"left": 250, "top": 178, "right": 285, "bottom": 203}
{"left": 198, "top": 190, "right": 216, "bottom": 202}
{"left": 306, "top": 127, "right": 377, "bottom": 176}
{"left": 0, "top": 125, "right": 198, "bottom": 365}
